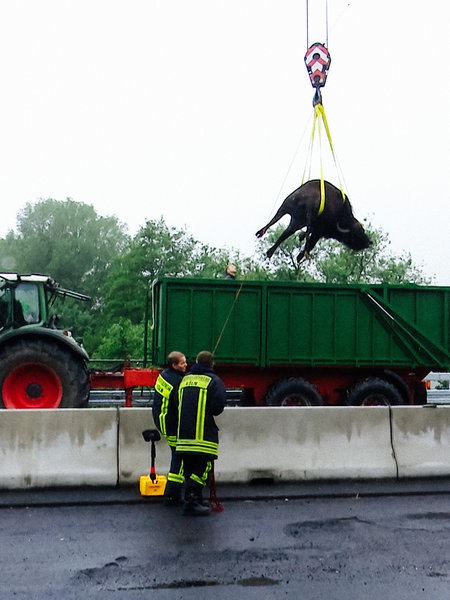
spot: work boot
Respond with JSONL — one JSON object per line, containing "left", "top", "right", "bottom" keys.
{"left": 163, "top": 482, "right": 183, "bottom": 506}
{"left": 163, "top": 495, "right": 183, "bottom": 507}
{"left": 182, "top": 493, "right": 210, "bottom": 516}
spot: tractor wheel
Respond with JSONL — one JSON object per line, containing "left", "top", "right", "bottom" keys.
{"left": 265, "top": 377, "right": 323, "bottom": 406}
{"left": 347, "top": 378, "right": 403, "bottom": 407}
{"left": 0, "top": 339, "right": 89, "bottom": 409}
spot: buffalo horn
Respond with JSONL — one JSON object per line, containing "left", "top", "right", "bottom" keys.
{"left": 336, "top": 222, "right": 351, "bottom": 233}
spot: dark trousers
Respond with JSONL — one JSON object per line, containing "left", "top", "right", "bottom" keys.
{"left": 179, "top": 454, "right": 212, "bottom": 498}
{"left": 165, "top": 447, "right": 184, "bottom": 498}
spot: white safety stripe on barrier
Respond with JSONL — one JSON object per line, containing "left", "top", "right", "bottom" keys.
{"left": 0, "top": 409, "right": 118, "bottom": 489}
{"left": 214, "top": 407, "right": 397, "bottom": 483}
{"left": 391, "top": 406, "right": 450, "bottom": 478}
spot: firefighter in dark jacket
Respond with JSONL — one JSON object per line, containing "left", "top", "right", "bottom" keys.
{"left": 152, "top": 350, "right": 187, "bottom": 505}
{"left": 176, "top": 350, "right": 226, "bottom": 516}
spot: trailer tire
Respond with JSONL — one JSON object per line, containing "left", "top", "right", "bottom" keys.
{"left": 265, "top": 377, "right": 323, "bottom": 406}
{"left": 413, "top": 381, "right": 427, "bottom": 405}
{"left": 347, "top": 378, "right": 402, "bottom": 407}
{"left": 0, "top": 339, "right": 89, "bottom": 409}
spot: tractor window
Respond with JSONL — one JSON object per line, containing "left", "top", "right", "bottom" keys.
{"left": 0, "top": 286, "right": 10, "bottom": 328}
{"left": 15, "top": 283, "right": 40, "bottom": 324}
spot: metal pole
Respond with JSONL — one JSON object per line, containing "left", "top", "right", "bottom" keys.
{"left": 143, "top": 286, "right": 149, "bottom": 367}
{"left": 306, "top": 0, "right": 309, "bottom": 48}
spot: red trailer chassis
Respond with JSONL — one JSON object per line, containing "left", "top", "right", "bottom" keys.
{"left": 89, "top": 368, "right": 160, "bottom": 407}
{"left": 89, "top": 364, "right": 428, "bottom": 407}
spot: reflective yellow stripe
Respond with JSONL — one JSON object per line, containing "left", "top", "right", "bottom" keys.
{"left": 178, "top": 374, "right": 215, "bottom": 454}
{"left": 166, "top": 435, "right": 177, "bottom": 447}
{"left": 155, "top": 374, "right": 174, "bottom": 396}
{"left": 196, "top": 389, "right": 206, "bottom": 440}
{"left": 168, "top": 462, "right": 184, "bottom": 484}
{"left": 155, "top": 374, "right": 173, "bottom": 437}
{"left": 168, "top": 472, "right": 184, "bottom": 484}
{"left": 176, "top": 439, "right": 219, "bottom": 455}
{"left": 179, "top": 374, "right": 211, "bottom": 390}
{"left": 190, "top": 461, "right": 211, "bottom": 487}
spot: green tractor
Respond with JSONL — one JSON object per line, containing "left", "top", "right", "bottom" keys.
{"left": 0, "top": 273, "right": 90, "bottom": 409}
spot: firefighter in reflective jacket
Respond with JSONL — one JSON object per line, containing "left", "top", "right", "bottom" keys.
{"left": 152, "top": 350, "right": 187, "bottom": 505}
{"left": 176, "top": 350, "right": 226, "bottom": 516}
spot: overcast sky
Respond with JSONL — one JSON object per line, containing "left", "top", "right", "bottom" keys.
{"left": 0, "top": 1, "right": 448, "bottom": 284}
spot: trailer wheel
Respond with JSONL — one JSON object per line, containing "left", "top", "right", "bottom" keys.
{"left": 0, "top": 339, "right": 89, "bottom": 409}
{"left": 347, "top": 378, "right": 402, "bottom": 406}
{"left": 265, "top": 377, "right": 323, "bottom": 406}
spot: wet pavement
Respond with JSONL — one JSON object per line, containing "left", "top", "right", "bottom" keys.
{"left": 1, "top": 479, "right": 449, "bottom": 599}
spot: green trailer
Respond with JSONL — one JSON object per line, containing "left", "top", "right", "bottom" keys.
{"left": 151, "top": 278, "right": 450, "bottom": 406}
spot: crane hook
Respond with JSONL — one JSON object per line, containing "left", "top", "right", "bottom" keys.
{"left": 304, "top": 42, "right": 331, "bottom": 105}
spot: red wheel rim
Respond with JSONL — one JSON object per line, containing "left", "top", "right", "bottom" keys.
{"left": 3, "top": 363, "right": 63, "bottom": 409}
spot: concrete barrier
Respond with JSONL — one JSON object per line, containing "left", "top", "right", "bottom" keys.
{"left": 119, "top": 407, "right": 396, "bottom": 484}
{"left": 3, "top": 406, "right": 450, "bottom": 490}
{"left": 117, "top": 407, "right": 396, "bottom": 484}
{"left": 117, "top": 408, "right": 171, "bottom": 485}
{"left": 391, "top": 406, "right": 450, "bottom": 477}
{"left": 0, "top": 409, "right": 118, "bottom": 489}
{"left": 214, "top": 407, "right": 397, "bottom": 482}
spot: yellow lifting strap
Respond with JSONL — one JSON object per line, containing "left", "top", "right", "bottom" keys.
{"left": 304, "top": 102, "right": 346, "bottom": 215}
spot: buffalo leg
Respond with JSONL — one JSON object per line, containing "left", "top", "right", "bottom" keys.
{"left": 266, "top": 220, "right": 299, "bottom": 258}
{"left": 297, "top": 232, "right": 319, "bottom": 264}
{"left": 255, "top": 206, "right": 290, "bottom": 239}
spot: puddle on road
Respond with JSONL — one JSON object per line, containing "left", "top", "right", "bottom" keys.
{"left": 238, "top": 576, "right": 279, "bottom": 586}
{"left": 284, "top": 516, "right": 371, "bottom": 538}
{"left": 77, "top": 560, "right": 280, "bottom": 591}
{"left": 154, "top": 576, "right": 279, "bottom": 589}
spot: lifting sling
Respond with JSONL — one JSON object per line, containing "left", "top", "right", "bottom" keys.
{"left": 303, "top": 41, "right": 346, "bottom": 214}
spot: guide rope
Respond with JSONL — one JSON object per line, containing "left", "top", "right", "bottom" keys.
{"left": 212, "top": 281, "right": 244, "bottom": 356}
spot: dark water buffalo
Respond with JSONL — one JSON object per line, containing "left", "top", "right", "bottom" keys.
{"left": 256, "top": 179, "right": 371, "bottom": 262}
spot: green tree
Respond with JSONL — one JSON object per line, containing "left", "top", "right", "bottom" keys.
{"left": 101, "top": 217, "right": 239, "bottom": 322}
{"left": 6, "top": 198, "right": 128, "bottom": 296}
{"left": 252, "top": 222, "right": 430, "bottom": 284}
{"left": 92, "top": 318, "right": 145, "bottom": 361}
{"left": 0, "top": 235, "right": 18, "bottom": 273}
{"left": 314, "top": 226, "right": 430, "bottom": 284}
{"left": 2, "top": 198, "right": 129, "bottom": 341}
{"left": 435, "top": 379, "right": 449, "bottom": 390}
{"left": 94, "top": 218, "right": 238, "bottom": 359}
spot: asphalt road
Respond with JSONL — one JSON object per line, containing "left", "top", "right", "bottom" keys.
{"left": 1, "top": 480, "right": 449, "bottom": 599}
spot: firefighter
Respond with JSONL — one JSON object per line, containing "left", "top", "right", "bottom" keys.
{"left": 152, "top": 350, "right": 187, "bottom": 505}
{"left": 224, "top": 263, "right": 237, "bottom": 279}
{"left": 176, "top": 350, "right": 226, "bottom": 516}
